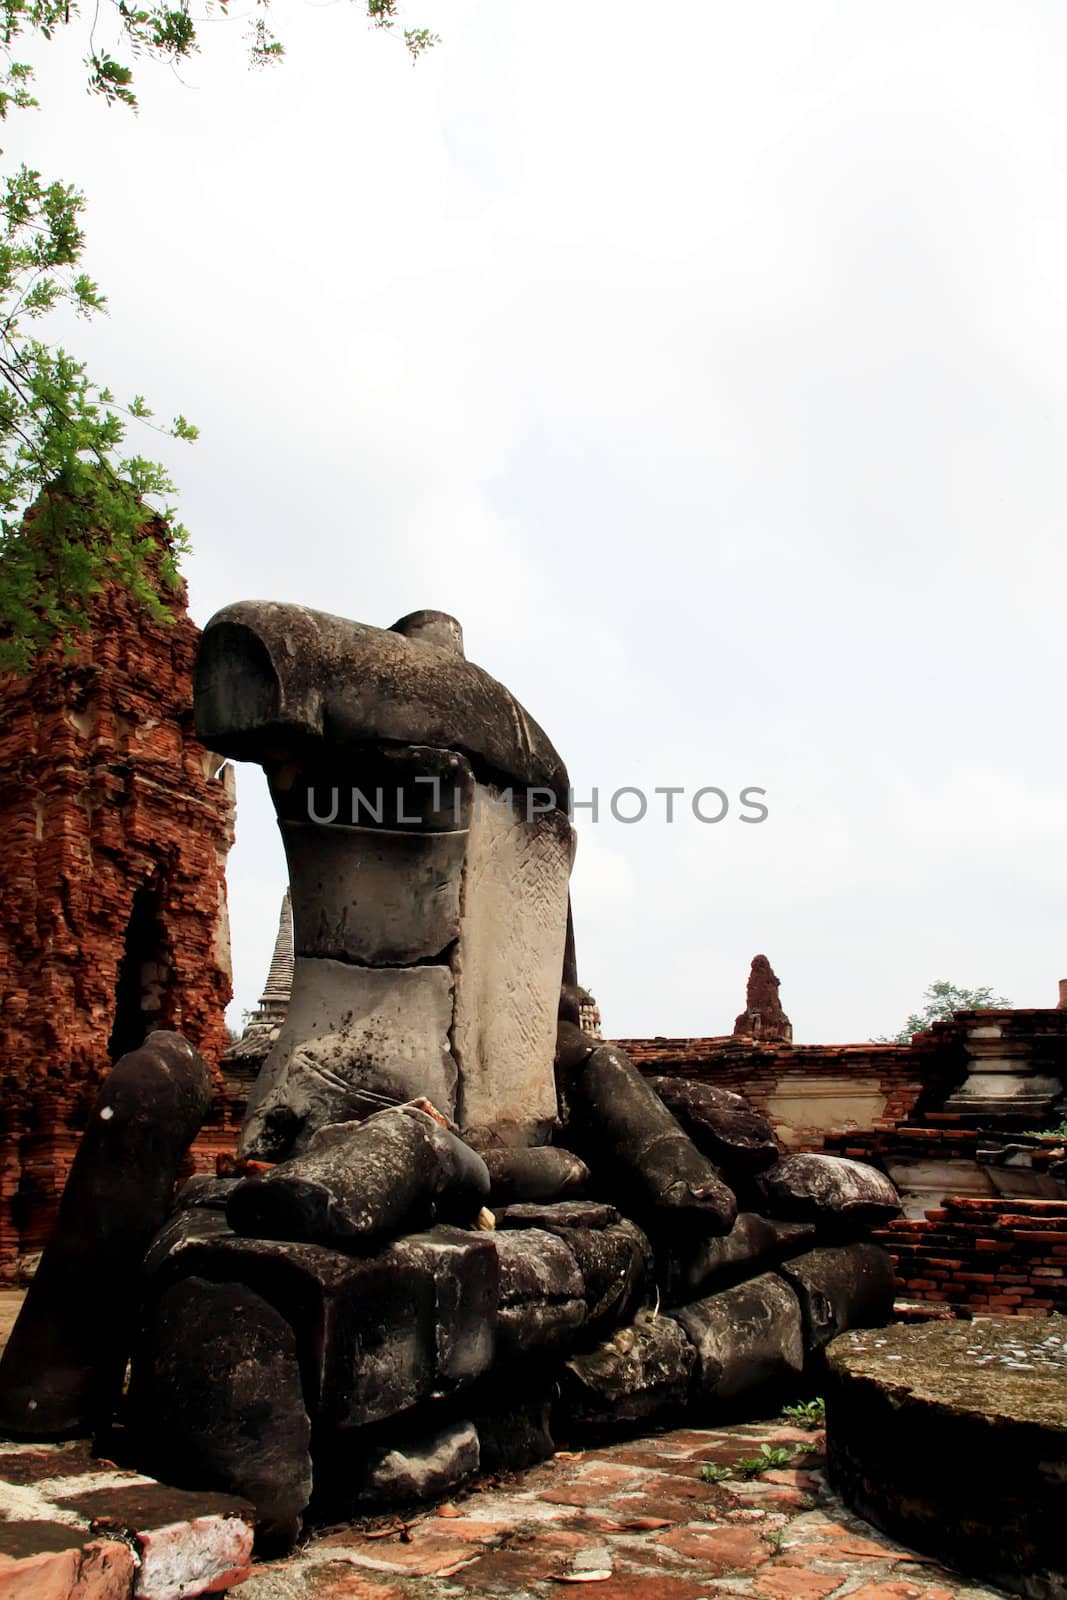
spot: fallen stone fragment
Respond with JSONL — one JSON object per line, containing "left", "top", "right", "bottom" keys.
{"left": 777, "top": 1243, "right": 895, "bottom": 1352}
{"left": 173, "top": 1176, "right": 239, "bottom": 1213}
{"left": 357, "top": 1420, "right": 480, "bottom": 1507}
{"left": 562, "top": 1045, "right": 737, "bottom": 1233}
{"left": 497, "top": 1202, "right": 620, "bottom": 1231}
{"left": 0, "top": 1031, "right": 212, "bottom": 1439}
{"left": 130, "top": 1276, "right": 311, "bottom": 1551}
{"left": 670, "top": 1273, "right": 805, "bottom": 1410}
{"left": 559, "top": 1313, "right": 696, "bottom": 1433}
{"left": 757, "top": 1155, "right": 901, "bottom": 1229}
{"left": 226, "top": 1107, "right": 490, "bottom": 1249}
{"left": 660, "top": 1213, "right": 816, "bottom": 1305}
{"left": 482, "top": 1145, "right": 591, "bottom": 1204}
{"left": 649, "top": 1078, "right": 779, "bottom": 1174}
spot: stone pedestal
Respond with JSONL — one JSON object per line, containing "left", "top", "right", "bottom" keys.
{"left": 945, "top": 1013, "right": 1065, "bottom": 1126}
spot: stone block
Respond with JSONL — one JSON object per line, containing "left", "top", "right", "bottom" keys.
{"left": 238, "top": 960, "right": 457, "bottom": 1159}
{"left": 173, "top": 1177, "right": 237, "bottom": 1214}
{"left": 562, "top": 1220, "right": 652, "bottom": 1330}
{"left": 450, "top": 791, "right": 573, "bottom": 1143}
{"left": 142, "top": 1217, "right": 498, "bottom": 1428}
{"left": 491, "top": 1228, "right": 586, "bottom": 1355}
{"left": 276, "top": 745, "right": 473, "bottom": 967}
{"left": 777, "top": 1243, "right": 896, "bottom": 1352}
{"left": 669, "top": 1273, "right": 805, "bottom": 1409}
{"left": 496, "top": 1201, "right": 620, "bottom": 1231}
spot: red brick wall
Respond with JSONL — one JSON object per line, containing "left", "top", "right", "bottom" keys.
{"left": 0, "top": 566, "right": 235, "bottom": 1274}
{"left": 881, "top": 1198, "right": 1067, "bottom": 1315}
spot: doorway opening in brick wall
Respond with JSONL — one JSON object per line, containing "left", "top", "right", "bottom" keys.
{"left": 108, "top": 878, "right": 172, "bottom": 1062}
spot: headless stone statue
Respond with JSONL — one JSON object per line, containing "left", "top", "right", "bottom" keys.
{"left": 195, "top": 603, "right": 575, "bottom": 1158}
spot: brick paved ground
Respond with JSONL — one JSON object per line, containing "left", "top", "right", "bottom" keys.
{"left": 239, "top": 1420, "right": 1005, "bottom": 1600}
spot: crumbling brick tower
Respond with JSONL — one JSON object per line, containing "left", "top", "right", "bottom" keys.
{"left": 0, "top": 537, "right": 235, "bottom": 1275}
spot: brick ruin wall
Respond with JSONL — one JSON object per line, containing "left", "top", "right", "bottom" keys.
{"left": 618, "top": 1034, "right": 964, "bottom": 1145}
{"left": 622, "top": 1034, "right": 1067, "bottom": 1318}
{"left": 882, "top": 1198, "right": 1067, "bottom": 1315}
{"left": 0, "top": 574, "right": 240, "bottom": 1277}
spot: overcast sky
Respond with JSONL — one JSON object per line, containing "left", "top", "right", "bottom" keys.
{"left": 17, "top": 1, "right": 1067, "bottom": 1041}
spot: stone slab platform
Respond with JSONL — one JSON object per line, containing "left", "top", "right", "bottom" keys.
{"left": 236, "top": 1420, "right": 1005, "bottom": 1600}
{"left": 0, "top": 1438, "right": 254, "bottom": 1600}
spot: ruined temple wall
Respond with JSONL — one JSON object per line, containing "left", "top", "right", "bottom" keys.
{"left": 880, "top": 1197, "right": 1067, "bottom": 1316}
{"left": 621, "top": 1035, "right": 961, "bottom": 1150}
{"left": 0, "top": 575, "right": 235, "bottom": 1272}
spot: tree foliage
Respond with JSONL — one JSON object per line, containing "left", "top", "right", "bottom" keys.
{"left": 0, "top": 0, "right": 436, "bottom": 673}
{"left": 875, "top": 979, "right": 1011, "bottom": 1045}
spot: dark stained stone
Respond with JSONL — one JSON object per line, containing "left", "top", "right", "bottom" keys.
{"left": 131, "top": 1275, "right": 311, "bottom": 1551}
{"left": 194, "top": 600, "right": 569, "bottom": 797}
{"left": 562, "top": 1045, "right": 737, "bottom": 1234}
{"left": 559, "top": 1314, "right": 696, "bottom": 1433}
{"left": 563, "top": 1220, "right": 652, "bottom": 1330}
{"left": 491, "top": 1228, "right": 587, "bottom": 1356}
{"left": 649, "top": 1077, "right": 779, "bottom": 1175}
{"left": 497, "top": 1201, "right": 620, "bottom": 1231}
{"left": 174, "top": 1175, "right": 239, "bottom": 1212}
{"left": 555, "top": 1017, "right": 596, "bottom": 1070}
{"left": 670, "top": 1273, "right": 805, "bottom": 1410}
{"left": 496, "top": 1299, "right": 586, "bottom": 1356}
{"left": 758, "top": 1154, "right": 901, "bottom": 1227}
{"left": 493, "top": 1227, "right": 584, "bottom": 1304}
{"left": 144, "top": 1206, "right": 232, "bottom": 1276}
{"left": 226, "top": 1107, "right": 490, "bottom": 1249}
{"left": 659, "top": 1212, "right": 816, "bottom": 1305}
{"left": 777, "top": 1243, "right": 896, "bottom": 1352}
{"left": 465, "top": 1368, "right": 557, "bottom": 1473}
{"left": 482, "top": 1145, "right": 590, "bottom": 1204}
{"left": 0, "top": 1031, "right": 212, "bottom": 1439}
{"left": 141, "top": 1218, "right": 498, "bottom": 1428}
{"left": 357, "top": 1419, "right": 480, "bottom": 1507}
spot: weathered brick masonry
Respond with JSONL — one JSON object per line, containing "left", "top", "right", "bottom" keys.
{"left": 618, "top": 1034, "right": 964, "bottom": 1146}
{"left": 882, "top": 1197, "right": 1067, "bottom": 1315}
{"left": 0, "top": 557, "right": 236, "bottom": 1275}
